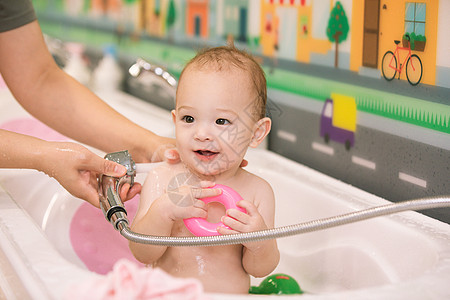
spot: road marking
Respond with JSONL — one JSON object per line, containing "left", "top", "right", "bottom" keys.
{"left": 398, "top": 172, "right": 427, "bottom": 188}
{"left": 352, "top": 156, "right": 376, "bottom": 170}
{"left": 312, "top": 142, "right": 334, "bottom": 156}
{"left": 276, "top": 130, "right": 297, "bottom": 143}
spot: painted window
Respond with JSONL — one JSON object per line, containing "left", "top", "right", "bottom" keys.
{"left": 404, "top": 2, "right": 426, "bottom": 36}
{"left": 299, "top": 15, "right": 308, "bottom": 38}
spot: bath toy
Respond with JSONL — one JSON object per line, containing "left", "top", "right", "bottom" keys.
{"left": 249, "top": 273, "right": 303, "bottom": 295}
{"left": 183, "top": 184, "right": 245, "bottom": 236}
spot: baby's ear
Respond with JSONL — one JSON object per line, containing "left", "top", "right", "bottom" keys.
{"left": 171, "top": 110, "right": 176, "bottom": 124}
{"left": 250, "top": 117, "right": 271, "bottom": 148}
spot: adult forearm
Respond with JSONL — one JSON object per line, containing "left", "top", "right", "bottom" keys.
{"left": 0, "top": 129, "right": 131, "bottom": 205}
{"left": 0, "top": 129, "right": 49, "bottom": 170}
{"left": 21, "top": 67, "right": 161, "bottom": 160}
{"left": 0, "top": 20, "right": 172, "bottom": 163}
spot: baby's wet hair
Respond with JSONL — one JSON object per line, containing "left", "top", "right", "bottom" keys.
{"left": 178, "top": 46, "right": 267, "bottom": 120}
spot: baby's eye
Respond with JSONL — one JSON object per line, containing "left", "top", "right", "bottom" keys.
{"left": 216, "top": 118, "right": 230, "bottom": 125}
{"left": 182, "top": 115, "right": 195, "bottom": 123}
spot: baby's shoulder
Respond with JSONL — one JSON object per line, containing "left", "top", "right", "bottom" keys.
{"left": 142, "top": 161, "right": 186, "bottom": 190}
{"left": 144, "top": 161, "right": 184, "bottom": 179}
{"left": 238, "top": 169, "right": 274, "bottom": 198}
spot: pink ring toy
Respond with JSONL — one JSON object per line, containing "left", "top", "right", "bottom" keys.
{"left": 183, "top": 184, "right": 246, "bottom": 236}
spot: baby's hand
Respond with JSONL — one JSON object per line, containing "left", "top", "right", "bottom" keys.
{"left": 218, "top": 200, "right": 267, "bottom": 244}
{"left": 166, "top": 181, "right": 221, "bottom": 221}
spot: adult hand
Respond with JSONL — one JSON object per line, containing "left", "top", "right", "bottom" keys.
{"left": 42, "top": 142, "right": 140, "bottom": 207}
{"left": 147, "top": 139, "right": 180, "bottom": 164}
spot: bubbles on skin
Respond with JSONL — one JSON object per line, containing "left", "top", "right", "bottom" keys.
{"left": 195, "top": 255, "right": 206, "bottom": 275}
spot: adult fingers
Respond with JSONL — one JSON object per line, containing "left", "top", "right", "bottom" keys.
{"left": 164, "top": 148, "right": 180, "bottom": 164}
{"left": 119, "top": 182, "right": 142, "bottom": 201}
{"left": 84, "top": 152, "right": 127, "bottom": 177}
{"left": 150, "top": 142, "right": 177, "bottom": 163}
{"left": 76, "top": 184, "right": 101, "bottom": 208}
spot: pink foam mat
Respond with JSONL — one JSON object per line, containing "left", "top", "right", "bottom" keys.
{"left": 0, "top": 117, "right": 69, "bottom": 141}
{"left": 70, "top": 198, "right": 142, "bottom": 274}
{"left": 1, "top": 117, "right": 142, "bottom": 274}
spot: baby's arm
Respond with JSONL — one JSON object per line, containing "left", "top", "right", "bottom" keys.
{"left": 129, "top": 166, "right": 176, "bottom": 264}
{"left": 129, "top": 165, "right": 220, "bottom": 264}
{"left": 219, "top": 179, "right": 280, "bottom": 277}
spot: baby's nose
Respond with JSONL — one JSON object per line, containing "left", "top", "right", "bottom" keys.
{"left": 194, "top": 124, "right": 212, "bottom": 141}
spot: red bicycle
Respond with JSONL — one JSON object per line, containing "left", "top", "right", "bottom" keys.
{"left": 381, "top": 34, "right": 423, "bottom": 86}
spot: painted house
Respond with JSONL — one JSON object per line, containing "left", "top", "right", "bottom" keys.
{"left": 186, "top": 0, "right": 209, "bottom": 38}
{"left": 350, "top": 0, "right": 447, "bottom": 87}
{"left": 260, "top": 0, "right": 333, "bottom": 63}
{"left": 90, "top": 0, "right": 122, "bottom": 18}
{"left": 135, "top": 0, "right": 167, "bottom": 37}
{"left": 214, "top": 0, "right": 260, "bottom": 46}
{"left": 218, "top": 0, "right": 249, "bottom": 42}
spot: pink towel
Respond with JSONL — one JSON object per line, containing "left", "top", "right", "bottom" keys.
{"left": 0, "top": 74, "right": 7, "bottom": 90}
{"left": 65, "top": 259, "right": 209, "bottom": 300}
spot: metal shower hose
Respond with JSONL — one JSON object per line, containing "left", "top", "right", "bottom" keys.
{"left": 118, "top": 196, "right": 450, "bottom": 247}
{"left": 99, "top": 151, "right": 449, "bottom": 247}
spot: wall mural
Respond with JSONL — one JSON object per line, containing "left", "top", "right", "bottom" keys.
{"left": 33, "top": 0, "right": 449, "bottom": 223}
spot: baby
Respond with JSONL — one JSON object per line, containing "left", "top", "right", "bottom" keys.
{"left": 129, "top": 46, "right": 280, "bottom": 294}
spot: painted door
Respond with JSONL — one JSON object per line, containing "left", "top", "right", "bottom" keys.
{"left": 238, "top": 7, "right": 247, "bottom": 42}
{"left": 362, "top": 0, "right": 380, "bottom": 68}
{"left": 195, "top": 15, "right": 201, "bottom": 36}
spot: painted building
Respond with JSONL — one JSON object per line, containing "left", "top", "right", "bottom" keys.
{"left": 220, "top": 0, "right": 249, "bottom": 42}
{"left": 79, "top": 0, "right": 449, "bottom": 88}
{"left": 260, "top": 0, "right": 447, "bottom": 88}
{"left": 350, "top": 0, "right": 443, "bottom": 87}
{"left": 186, "top": 0, "right": 209, "bottom": 38}
{"left": 136, "top": 0, "right": 167, "bottom": 37}
{"left": 260, "top": 0, "right": 333, "bottom": 63}
{"left": 91, "top": 0, "right": 121, "bottom": 13}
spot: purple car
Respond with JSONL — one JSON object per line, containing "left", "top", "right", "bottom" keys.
{"left": 320, "top": 98, "right": 355, "bottom": 150}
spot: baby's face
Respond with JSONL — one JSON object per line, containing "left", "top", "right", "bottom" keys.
{"left": 172, "top": 67, "right": 257, "bottom": 180}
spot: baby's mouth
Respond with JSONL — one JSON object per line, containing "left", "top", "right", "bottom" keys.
{"left": 194, "top": 149, "right": 219, "bottom": 160}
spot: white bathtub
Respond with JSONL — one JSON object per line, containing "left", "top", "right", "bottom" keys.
{"left": 1, "top": 88, "right": 450, "bottom": 299}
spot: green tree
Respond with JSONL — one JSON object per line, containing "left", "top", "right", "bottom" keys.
{"left": 166, "top": 0, "right": 176, "bottom": 42}
{"left": 326, "top": 1, "right": 349, "bottom": 68}
{"left": 166, "top": 0, "right": 176, "bottom": 29}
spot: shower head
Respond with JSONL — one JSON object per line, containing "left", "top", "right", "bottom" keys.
{"left": 98, "top": 150, "right": 136, "bottom": 230}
